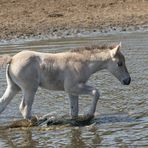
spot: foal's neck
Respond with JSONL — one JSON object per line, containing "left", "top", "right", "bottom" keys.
{"left": 88, "top": 51, "right": 110, "bottom": 74}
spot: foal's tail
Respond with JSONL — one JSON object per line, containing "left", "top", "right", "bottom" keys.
{"left": 0, "top": 57, "right": 19, "bottom": 114}
{"left": 0, "top": 55, "right": 12, "bottom": 67}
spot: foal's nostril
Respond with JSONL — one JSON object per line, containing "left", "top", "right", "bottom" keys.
{"left": 123, "top": 77, "right": 131, "bottom": 85}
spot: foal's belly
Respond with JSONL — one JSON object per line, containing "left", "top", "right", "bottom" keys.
{"left": 39, "top": 78, "right": 65, "bottom": 91}
{"left": 39, "top": 65, "right": 65, "bottom": 91}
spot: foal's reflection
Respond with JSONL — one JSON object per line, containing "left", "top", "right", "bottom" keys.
{"left": 66, "top": 127, "right": 102, "bottom": 148}
{"left": 0, "top": 129, "right": 38, "bottom": 147}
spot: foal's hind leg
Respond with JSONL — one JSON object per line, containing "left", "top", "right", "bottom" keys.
{"left": 0, "top": 85, "right": 19, "bottom": 113}
{"left": 19, "top": 89, "right": 37, "bottom": 119}
{"left": 0, "top": 64, "right": 20, "bottom": 113}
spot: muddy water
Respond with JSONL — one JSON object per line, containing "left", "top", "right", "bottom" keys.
{"left": 0, "top": 31, "right": 147, "bottom": 147}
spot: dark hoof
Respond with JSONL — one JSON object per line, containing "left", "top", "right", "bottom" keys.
{"left": 70, "top": 115, "right": 94, "bottom": 126}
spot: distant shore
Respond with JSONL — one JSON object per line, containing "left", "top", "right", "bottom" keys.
{"left": 0, "top": 0, "right": 148, "bottom": 40}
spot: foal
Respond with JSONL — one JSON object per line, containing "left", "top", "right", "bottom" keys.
{"left": 0, "top": 43, "right": 131, "bottom": 119}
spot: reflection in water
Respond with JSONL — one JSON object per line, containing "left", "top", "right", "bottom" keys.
{"left": 66, "top": 128, "right": 88, "bottom": 148}
{"left": 0, "top": 129, "right": 38, "bottom": 147}
{"left": 66, "top": 128, "right": 101, "bottom": 148}
{"left": 0, "top": 126, "right": 102, "bottom": 148}
{"left": 67, "top": 127, "right": 102, "bottom": 148}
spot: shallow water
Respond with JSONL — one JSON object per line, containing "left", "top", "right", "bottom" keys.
{"left": 0, "top": 31, "right": 148, "bottom": 147}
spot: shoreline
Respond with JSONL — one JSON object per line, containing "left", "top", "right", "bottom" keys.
{"left": 0, "top": 25, "right": 148, "bottom": 45}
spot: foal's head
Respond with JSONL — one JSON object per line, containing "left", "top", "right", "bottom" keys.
{"left": 107, "top": 43, "right": 131, "bottom": 85}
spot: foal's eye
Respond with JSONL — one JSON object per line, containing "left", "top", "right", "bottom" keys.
{"left": 118, "top": 61, "right": 123, "bottom": 67}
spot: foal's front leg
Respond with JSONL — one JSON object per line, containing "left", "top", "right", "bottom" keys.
{"left": 68, "top": 84, "right": 100, "bottom": 118}
{"left": 80, "top": 85, "right": 100, "bottom": 117}
{"left": 68, "top": 95, "right": 79, "bottom": 118}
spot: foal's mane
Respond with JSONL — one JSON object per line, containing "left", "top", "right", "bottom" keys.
{"left": 70, "top": 44, "right": 115, "bottom": 53}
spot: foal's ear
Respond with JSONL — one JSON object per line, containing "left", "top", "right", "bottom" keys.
{"left": 110, "top": 42, "right": 121, "bottom": 57}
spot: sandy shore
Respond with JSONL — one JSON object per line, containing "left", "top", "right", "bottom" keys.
{"left": 0, "top": 0, "right": 148, "bottom": 40}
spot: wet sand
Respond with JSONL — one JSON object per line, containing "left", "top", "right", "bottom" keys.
{"left": 0, "top": 0, "right": 148, "bottom": 40}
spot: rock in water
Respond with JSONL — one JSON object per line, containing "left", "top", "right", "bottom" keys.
{"left": 0, "top": 115, "right": 94, "bottom": 129}
{"left": 38, "top": 115, "right": 94, "bottom": 126}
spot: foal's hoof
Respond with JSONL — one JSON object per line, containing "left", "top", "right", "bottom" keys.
{"left": 30, "top": 116, "right": 38, "bottom": 125}
{"left": 81, "top": 114, "right": 94, "bottom": 121}
{"left": 70, "top": 115, "right": 94, "bottom": 126}
{"left": 83, "top": 112, "right": 95, "bottom": 120}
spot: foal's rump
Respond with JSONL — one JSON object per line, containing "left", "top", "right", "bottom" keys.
{"left": 8, "top": 51, "right": 41, "bottom": 90}
{"left": 0, "top": 51, "right": 42, "bottom": 118}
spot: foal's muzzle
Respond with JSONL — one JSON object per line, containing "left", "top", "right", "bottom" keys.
{"left": 123, "top": 77, "right": 131, "bottom": 85}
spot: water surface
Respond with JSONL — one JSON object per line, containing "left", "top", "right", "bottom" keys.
{"left": 0, "top": 31, "right": 147, "bottom": 147}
